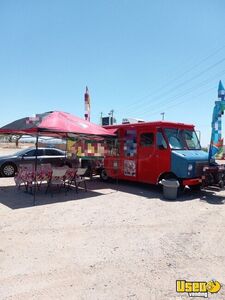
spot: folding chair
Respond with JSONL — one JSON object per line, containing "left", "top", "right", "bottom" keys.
{"left": 64, "top": 168, "right": 77, "bottom": 191}
{"left": 46, "top": 166, "right": 68, "bottom": 195}
{"left": 74, "top": 168, "right": 87, "bottom": 192}
{"left": 36, "top": 163, "right": 52, "bottom": 189}
{"left": 14, "top": 164, "right": 34, "bottom": 191}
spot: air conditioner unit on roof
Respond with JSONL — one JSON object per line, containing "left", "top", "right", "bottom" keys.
{"left": 122, "top": 118, "right": 145, "bottom": 124}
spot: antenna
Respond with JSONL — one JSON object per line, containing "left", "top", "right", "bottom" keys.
{"left": 160, "top": 112, "right": 165, "bottom": 120}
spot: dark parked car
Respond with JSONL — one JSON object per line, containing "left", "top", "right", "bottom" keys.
{"left": 0, "top": 147, "right": 71, "bottom": 177}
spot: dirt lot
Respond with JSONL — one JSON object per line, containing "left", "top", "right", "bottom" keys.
{"left": 0, "top": 146, "right": 224, "bottom": 300}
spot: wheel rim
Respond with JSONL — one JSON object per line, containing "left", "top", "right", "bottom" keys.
{"left": 3, "top": 165, "right": 15, "bottom": 176}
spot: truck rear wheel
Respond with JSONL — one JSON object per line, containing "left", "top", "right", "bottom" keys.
{"left": 100, "top": 169, "right": 108, "bottom": 181}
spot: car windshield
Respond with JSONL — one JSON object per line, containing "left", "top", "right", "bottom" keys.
{"left": 164, "top": 128, "right": 201, "bottom": 150}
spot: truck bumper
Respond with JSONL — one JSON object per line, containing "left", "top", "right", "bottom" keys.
{"left": 182, "top": 178, "right": 202, "bottom": 186}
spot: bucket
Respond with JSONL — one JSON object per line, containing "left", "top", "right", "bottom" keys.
{"left": 160, "top": 179, "right": 180, "bottom": 200}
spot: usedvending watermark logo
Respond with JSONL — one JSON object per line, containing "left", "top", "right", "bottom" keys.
{"left": 176, "top": 279, "right": 221, "bottom": 298}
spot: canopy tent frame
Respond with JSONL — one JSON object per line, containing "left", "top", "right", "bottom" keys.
{"left": 0, "top": 111, "right": 117, "bottom": 204}
{"left": 0, "top": 132, "right": 118, "bottom": 205}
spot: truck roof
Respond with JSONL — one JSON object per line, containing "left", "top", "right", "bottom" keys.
{"left": 104, "top": 121, "right": 195, "bottom": 131}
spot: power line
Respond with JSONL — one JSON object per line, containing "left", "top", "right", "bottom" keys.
{"left": 128, "top": 56, "right": 225, "bottom": 113}
{"left": 117, "top": 44, "right": 225, "bottom": 113}
{"left": 124, "top": 62, "right": 225, "bottom": 116}
{"left": 129, "top": 68, "right": 225, "bottom": 116}
{"left": 145, "top": 86, "right": 215, "bottom": 119}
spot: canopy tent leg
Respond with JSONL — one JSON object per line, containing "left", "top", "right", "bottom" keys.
{"left": 33, "top": 134, "right": 39, "bottom": 205}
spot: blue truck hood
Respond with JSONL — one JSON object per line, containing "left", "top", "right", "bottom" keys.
{"left": 172, "top": 150, "right": 209, "bottom": 162}
{"left": 171, "top": 150, "right": 209, "bottom": 179}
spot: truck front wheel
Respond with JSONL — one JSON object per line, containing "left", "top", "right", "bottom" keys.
{"left": 190, "top": 184, "right": 201, "bottom": 191}
{"left": 159, "top": 172, "right": 178, "bottom": 182}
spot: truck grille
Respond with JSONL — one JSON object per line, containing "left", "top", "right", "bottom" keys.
{"left": 195, "top": 161, "right": 208, "bottom": 177}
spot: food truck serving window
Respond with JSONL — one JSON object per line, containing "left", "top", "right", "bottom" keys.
{"left": 140, "top": 133, "right": 154, "bottom": 146}
{"left": 124, "top": 129, "right": 137, "bottom": 157}
{"left": 105, "top": 139, "right": 119, "bottom": 156}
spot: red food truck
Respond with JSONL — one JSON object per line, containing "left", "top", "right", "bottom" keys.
{"left": 101, "top": 121, "right": 209, "bottom": 188}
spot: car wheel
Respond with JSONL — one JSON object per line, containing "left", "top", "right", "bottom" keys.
{"left": 1, "top": 163, "right": 17, "bottom": 177}
{"left": 100, "top": 169, "right": 108, "bottom": 181}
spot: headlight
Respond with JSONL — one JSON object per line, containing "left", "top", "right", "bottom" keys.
{"left": 188, "top": 164, "right": 193, "bottom": 171}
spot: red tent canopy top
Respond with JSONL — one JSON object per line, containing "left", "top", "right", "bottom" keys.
{"left": 0, "top": 111, "right": 115, "bottom": 137}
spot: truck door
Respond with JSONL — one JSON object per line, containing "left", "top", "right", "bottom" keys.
{"left": 137, "top": 131, "right": 156, "bottom": 183}
{"left": 137, "top": 129, "right": 170, "bottom": 184}
{"left": 155, "top": 129, "right": 171, "bottom": 180}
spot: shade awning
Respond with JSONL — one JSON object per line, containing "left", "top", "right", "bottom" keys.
{"left": 0, "top": 111, "right": 115, "bottom": 137}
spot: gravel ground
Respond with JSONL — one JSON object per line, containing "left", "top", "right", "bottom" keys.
{"left": 0, "top": 147, "right": 224, "bottom": 300}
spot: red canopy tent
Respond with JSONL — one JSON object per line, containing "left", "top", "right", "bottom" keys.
{"left": 0, "top": 111, "right": 114, "bottom": 137}
{"left": 0, "top": 111, "right": 115, "bottom": 202}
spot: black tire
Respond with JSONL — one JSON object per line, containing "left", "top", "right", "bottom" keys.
{"left": 100, "top": 169, "right": 109, "bottom": 181}
{"left": 1, "top": 163, "right": 17, "bottom": 177}
{"left": 218, "top": 180, "right": 225, "bottom": 189}
{"left": 159, "top": 173, "right": 178, "bottom": 183}
{"left": 190, "top": 184, "right": 201, "bottom": 191}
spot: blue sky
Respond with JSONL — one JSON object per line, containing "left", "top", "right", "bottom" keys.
{"left": 0, "top": 0, "right": 225, "bottom": 146}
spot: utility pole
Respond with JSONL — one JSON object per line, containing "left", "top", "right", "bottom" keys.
{"left": 100, "top": 112, "right": 103, "bottom": 125}
{"left": 109, "top": 109, "right": 114, "bottom": 125}
{"left": 161, "top": 112, "right": 165, "bottom": 120}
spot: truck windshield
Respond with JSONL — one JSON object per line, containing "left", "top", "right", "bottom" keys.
{"left": 164, "top": 128, "right": 201, "bottom": 150}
